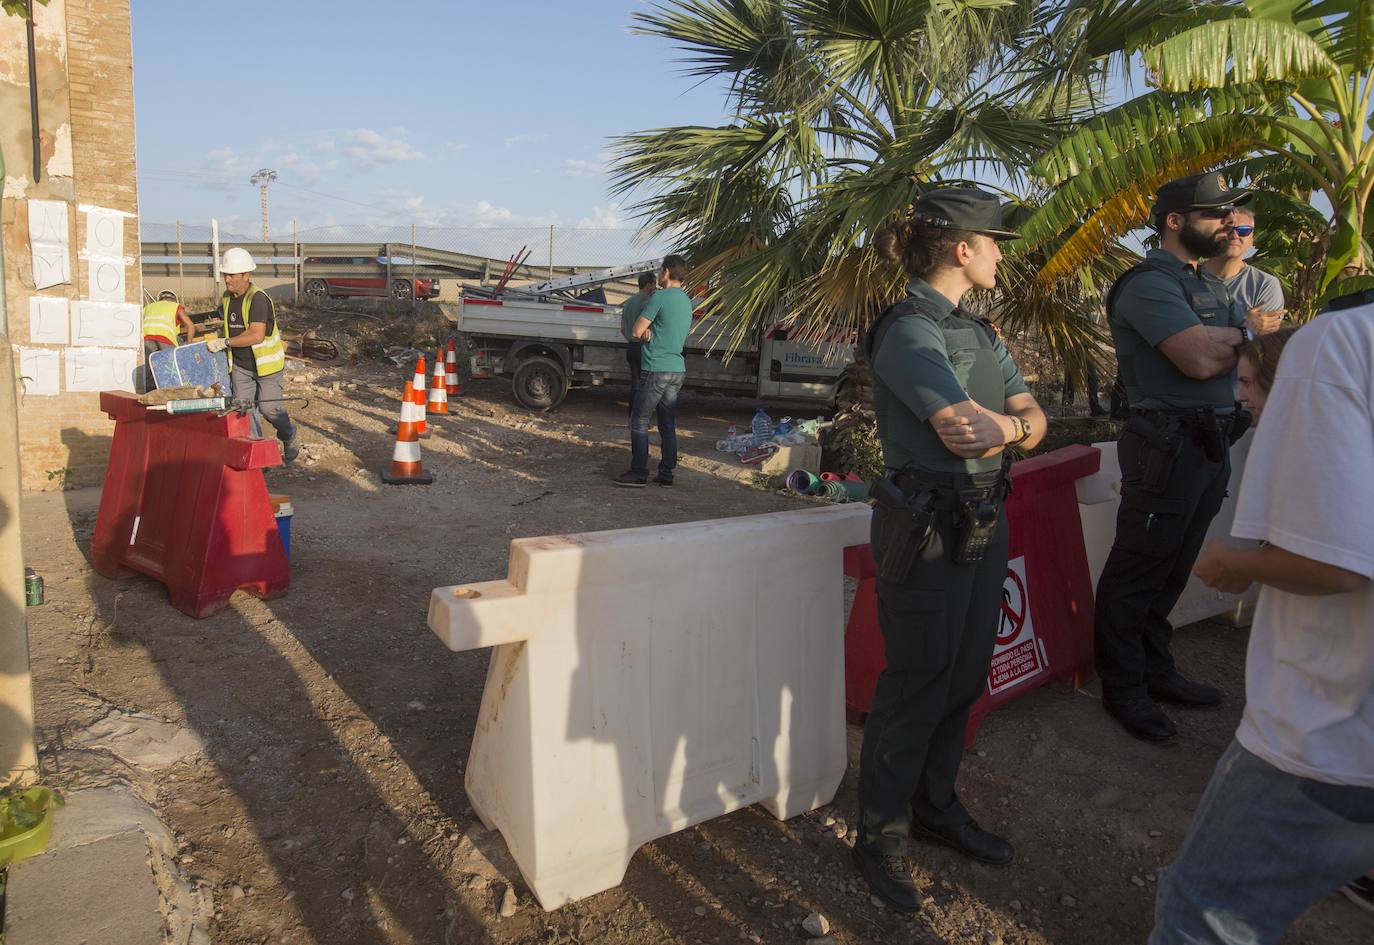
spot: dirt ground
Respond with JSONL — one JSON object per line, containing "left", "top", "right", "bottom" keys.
{"left": 20, "top": 355, "right": 1373, "bottom": 945}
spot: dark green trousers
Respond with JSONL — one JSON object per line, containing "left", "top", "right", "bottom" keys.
{"left": 857, "top": 505, "right": 1009, "bottom": 856}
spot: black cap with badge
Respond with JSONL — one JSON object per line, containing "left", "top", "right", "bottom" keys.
{"left": 1151, "top": 172, "right": 1254, "bottom": 219}
{"left": 912, "top": 186, "right": 1019, "bottom": 240}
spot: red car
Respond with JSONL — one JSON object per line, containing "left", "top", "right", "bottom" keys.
{"left": 302, "top": 256, "right": 440, "bottom": 301}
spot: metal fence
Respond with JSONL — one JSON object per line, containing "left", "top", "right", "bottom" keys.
{"left": 141, "top": 221, "right": 666, "bottom": 277}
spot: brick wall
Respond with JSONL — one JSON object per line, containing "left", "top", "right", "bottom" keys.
{"left": 2, "top": 0, "right": 141, "bottom": 491}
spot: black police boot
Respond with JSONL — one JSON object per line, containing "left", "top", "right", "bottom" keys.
{"left": 1148, "top": 672, "right": 1223, "bottom": 707}
{"left": 911, "top": 819, "right": 1014, "bottom": 866}
{"left": 851, "top": 845, "right": 923, "bottom": 913}
{"left": 1104, "top": 695, "right": 1178, "bottom": 742}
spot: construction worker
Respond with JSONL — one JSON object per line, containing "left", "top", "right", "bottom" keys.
{"left": 855, "top": 187, "right": 1045, "bottom": 912}
{"left": 203, "top": 248, "right": 299, "bottom": 462}
{"left": 141, "top": 289, "right": 196, "bottom": 389}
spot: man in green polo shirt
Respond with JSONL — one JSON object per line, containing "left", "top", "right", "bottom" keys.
{"left": 620, "top": 270, "right": 657, "bottom": 401}
{"left": 1095, "top": 172, "right": 1278, "bottom": 743}
{"left": 613, "top": 254, "right": 692, "bottom": 487}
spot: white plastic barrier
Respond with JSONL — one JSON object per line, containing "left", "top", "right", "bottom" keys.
{"left": 428, "top": 504, "right": 871, "bottom": 909}
{"left": 1077, "top": 432, "right": 1258, "bottom": 627}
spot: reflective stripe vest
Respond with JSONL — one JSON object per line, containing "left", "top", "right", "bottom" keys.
{"left": 142, "top": 300, "right": 181, "bottom": 343}
{"left": 220, "top": 284, "right": 286, "bottom": 376}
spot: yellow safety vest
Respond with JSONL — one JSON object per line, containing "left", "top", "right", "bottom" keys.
{"left": 220, "top": 284, "right": 286, "bottom": 376}
{"left": 142, "top": 300, "right": 181, "bottom": 344}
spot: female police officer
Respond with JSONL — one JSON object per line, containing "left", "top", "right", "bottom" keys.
{"left": 854, "top": 187, "right": 1046, "bottom": 912}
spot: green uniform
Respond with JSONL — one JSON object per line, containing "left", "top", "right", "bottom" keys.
{"left": 1109, "top": 249, "right": 1243, "bottom": 410}
{"left": 1095, "top": 248, "right": 1246, "bottom": 706}
{"left": 620, "top": 291, "right": 650, "bottom": 343}
{"left": 870, "top": 279, "right": 1028, "bottom": 475}
{"left": 638, "top": 287, "right": 693, "bottom": 372}
{"left": 858, "top": 277, "right": 1027, "bottom": 857}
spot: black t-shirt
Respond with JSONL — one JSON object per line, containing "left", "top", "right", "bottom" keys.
{"left": 225, "top": 292, "right": 275, "bottom": 374}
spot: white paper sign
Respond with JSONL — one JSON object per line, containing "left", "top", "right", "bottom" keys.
{"left": 65, "top": 346, "right": 137, "bottom": 393}
{"left": 28, "top": 199, "right": 71, "bottom": 289}
{"left": 71, "top": 301, "right": 141, "bottom": 348}
{"left": 85, "top": 207, "right": 123, "bottom": 257}
{"left": 16, "top": 347, "right": 61, "bottom": 396}
{"left": 28, "top": 296, "right": 69, "bottom": 344}
{"left": 87, "top": 257, "right": 127, "bottom": 302}
{"left": 84, "top": 207, "right": 127, "bottom": 302}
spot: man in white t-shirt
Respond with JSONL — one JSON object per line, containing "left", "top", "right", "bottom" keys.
{"left": 1149, "top": 289, "right": 1374, "bottom": 945}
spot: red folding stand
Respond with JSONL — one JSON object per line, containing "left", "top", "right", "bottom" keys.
{"left": 91, "top": 392, "right": 290, "bottom": 618}
{"left": 843, "top": 445, "right": 1102, "bottom": 742}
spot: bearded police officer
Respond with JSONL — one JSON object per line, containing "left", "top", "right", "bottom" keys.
{"left": 1095, "top": 173, "right": 1275, "bottom": 742}
{"left": 855, "top": 187, "right": 1047, "bottom": 912}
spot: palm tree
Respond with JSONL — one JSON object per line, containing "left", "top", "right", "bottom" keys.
{"left": 1020, "top": 0, "right": 1374, "bottom": 301}
{"left": 611, "top": 0, "right": 1119, "bottom": 361}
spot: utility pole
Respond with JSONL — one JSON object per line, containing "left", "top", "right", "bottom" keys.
{"left": 250, "top": 168, "right": 277, "bottom": 240}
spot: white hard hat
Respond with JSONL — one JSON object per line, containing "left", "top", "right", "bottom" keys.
{"left": 221, "top": 247, "right": 257, "bottom": 274}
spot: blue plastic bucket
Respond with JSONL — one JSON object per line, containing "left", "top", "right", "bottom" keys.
{"left": 270, "top": 494, "right": 293, "bottom": 560}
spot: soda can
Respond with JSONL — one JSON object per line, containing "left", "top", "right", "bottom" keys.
{"left": 24, "top": 569, "right": 44, "bottom": 606}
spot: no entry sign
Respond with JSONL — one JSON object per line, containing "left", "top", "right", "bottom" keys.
{"left": 987, "top": 556, "right": 1048, "bottom": 696}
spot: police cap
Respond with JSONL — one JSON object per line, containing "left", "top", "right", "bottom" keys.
{"left": 912, "top": 187, "right": 1019, "bottom": 240}
{"left": 1151, "top": 172, "right": 1254, "bottom": 218}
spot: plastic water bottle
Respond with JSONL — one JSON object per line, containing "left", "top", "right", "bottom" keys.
{"left": 774, "top": 416, "right": 793, "bottom": 438}
{"left": 716, "top": 424, "right": 741, "bottom": 452}
{"left": 751, "top": 407, "right": 773, "bottom": 442}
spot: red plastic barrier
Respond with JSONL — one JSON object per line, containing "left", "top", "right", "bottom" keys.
{"left": 843, "top": 445, "right": 1101, "bottom": 742}
{"left": 91, "top": 392, "right": 290, "bottom": 618}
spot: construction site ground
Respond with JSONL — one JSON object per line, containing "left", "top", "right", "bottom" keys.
{"left": 19, "top": 339, "right": 1373, "bottom": 945}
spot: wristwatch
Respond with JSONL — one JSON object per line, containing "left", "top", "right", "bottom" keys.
{"left": 1009, "top": 416, "right": 1031, "bottom": 445}
{"left": 1239, "top": 325, "right": 1254, "bottom": 345}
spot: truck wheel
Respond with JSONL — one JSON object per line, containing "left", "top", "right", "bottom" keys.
{"left": 304, "top": 279, "right": 328, "bottom": 301}
{"left": 512, "top": 356, "right": 567, "bottom": 411}
{"left": 391, "top": 279, "right": 413, "bottom": 300}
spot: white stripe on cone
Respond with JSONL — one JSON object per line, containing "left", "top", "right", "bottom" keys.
{"left": 391, "top": 439, "right": 421, "bottom": 463}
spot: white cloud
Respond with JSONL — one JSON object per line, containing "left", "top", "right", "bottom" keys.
{"left": 576, "top": 203, "right": 627, "bottom": 229}
{"left": 563, "top": 158, "right": 608, "bottom": 178}
{"left": 503, "top": 134, "right": 545, "bottom": 149}
{"left": 279, "top": 152, "right": 322, "bottom": 185}
{"left": 342, "top": 128, "right": 424, "bottom": 166}
{"left": 473, "top": 200, "right": 515, "bottom": 224}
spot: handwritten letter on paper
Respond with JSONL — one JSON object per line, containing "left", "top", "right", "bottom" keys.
{"left": 85, "top": 207, "right": 127, "bottom": 302}
{"left": 28, "top": 296, "right": 70, "bottom": 344}
{"left": 66, "top": 347, "right": 137, "bottom": 393}
{"left": 28, "top": 199, "right": 71, "bottom": 289}
{"left": 71, "top": 301, "right": 141, "bottom": 347}
{"left": 16, "top": 347, "right": 61, "bottom": 396}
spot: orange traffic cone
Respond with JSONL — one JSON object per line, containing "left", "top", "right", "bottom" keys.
{"left": 427, "top": 349, "right": 449, "bottom": 416}
{"left": 382, "top": 380, "right": 433, "bottom": 485}
{"left": 445, "top": 339, "right": 461, "bottom": 397}
{"left": 411, "top": 357, "right": 429, "bottom": 437}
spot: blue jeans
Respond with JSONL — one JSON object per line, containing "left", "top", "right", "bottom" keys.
{"left": 1150, "top": 739, "right": 1374, "bottom": 945}
{"left": 629, "top": 370, "right": 685, "bottom": 479}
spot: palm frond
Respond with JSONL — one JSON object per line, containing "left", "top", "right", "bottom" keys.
{"left": 1145, "top": 17, "right": 1342, "bottom": 89}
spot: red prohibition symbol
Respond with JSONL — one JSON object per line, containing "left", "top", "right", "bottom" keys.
{"left": 996, "top": 568, "right": 1027, "bottom": 645}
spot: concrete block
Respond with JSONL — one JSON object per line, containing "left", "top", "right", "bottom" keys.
{"left": 6, "top": 833, "right": 163, "bottom": 945}
{"left": 1077, "top": 434, "right": 1259, "bottom": 626}
{"left": 428, "top": 504, "right": 870, "bottom": 909}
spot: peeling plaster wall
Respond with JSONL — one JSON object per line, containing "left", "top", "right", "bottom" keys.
{"left": 2, "top": 1, "right": 142, "bottom": 491}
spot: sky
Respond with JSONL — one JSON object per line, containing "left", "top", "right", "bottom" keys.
{"left": 130, "top": 0, "right": 734, "bottom": 249}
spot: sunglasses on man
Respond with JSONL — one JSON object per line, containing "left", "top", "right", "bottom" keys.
{"left": 1190, "top": 204, "right": 1240, "bottom": 219}
{"left": 1230, "top": 225, "right": 1255, "bottom": 237}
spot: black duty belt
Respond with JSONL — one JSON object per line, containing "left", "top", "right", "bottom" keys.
{"left": 1129, "top": 406, "right": 1235, "bottom": 428}
{"left": 887, "top": 467, "right": 1007, "bottom": 507}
